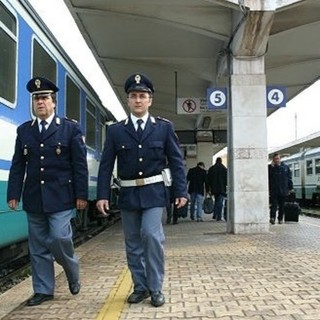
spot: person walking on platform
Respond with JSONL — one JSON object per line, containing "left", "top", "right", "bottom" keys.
{"left": 7, "top": 77, "right": 88, "bottom": 306}
{"left": 187, "top": 162, "right": 207, "bottom": 222}
{"left": 268, "top": 153, "right": 293, "bottom": 224}
{"left": 96, "top": 73, "right": 188, "bottom": 307}
{"left": 207, "top": 157, "right": 227, "bottom": 221}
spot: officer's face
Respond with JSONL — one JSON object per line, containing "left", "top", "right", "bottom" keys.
{"left": 127, "top": 91, "right": 152, "bottom": 117}
{"left": 32, "top": 94, "right": 55, "bottom": 120}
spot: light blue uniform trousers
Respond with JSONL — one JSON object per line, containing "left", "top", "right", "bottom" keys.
{"left": 121, "top": 207, "right": 165, "bottom": 293}
{"left": 27, "top": 209, "right": 79, "bottom": 295}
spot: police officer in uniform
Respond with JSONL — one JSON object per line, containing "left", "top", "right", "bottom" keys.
{"left": 97, "top": 73, "right": 188, "bottom": 307}
{"left": 7, "top": 77, "right": 88, "bottom": 306}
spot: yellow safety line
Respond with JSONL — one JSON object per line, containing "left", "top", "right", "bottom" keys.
{"left": 96, "top": 267, "right": 132, "bottom": 320}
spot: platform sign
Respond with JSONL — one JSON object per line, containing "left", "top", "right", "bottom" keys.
{"left": 207, "top": 87, "right": 228, "bottom": 110}
{"left": 177, "top": 97, "right": 201, "bottom": 114}
{"left": 266, "top": 86, "right": 286, "bottom": 108}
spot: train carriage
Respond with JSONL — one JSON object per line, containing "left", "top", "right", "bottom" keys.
{"left": 0, "top": 0, "right": 117, "bottom": 263}
{"left": 283, "top": 147, "right": 320, "bottom": 206}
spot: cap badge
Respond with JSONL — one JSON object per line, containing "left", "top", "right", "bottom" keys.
{"left": 134, "top": 75, "right": 141, "bottom": 84}
{"left": 35, "top": 79, "right": 41, "bottom": 89}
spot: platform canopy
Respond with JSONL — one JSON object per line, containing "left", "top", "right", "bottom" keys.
{"left": 63, "top": 0, "right": 320, "bottom": 152}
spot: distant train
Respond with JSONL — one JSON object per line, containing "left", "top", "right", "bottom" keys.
{"left": 282, "top": 147, "right": 320, "bottom": 206}
{"left": 0, "top": 0, "right": 118, "bottom": 264}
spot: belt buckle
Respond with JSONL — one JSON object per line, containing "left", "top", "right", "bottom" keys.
{"left": 136, "top": 178, "right": 145, "bottom": 186}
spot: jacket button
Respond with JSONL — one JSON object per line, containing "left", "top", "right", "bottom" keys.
{"left": 139, "top": 158, "right": 143, "bottom": 162}
{"left": 40, "top": 156, "right": 44, "bottom": 160}
{"left": 41, "top": 180, "right": 45, "bottom": 184}
{"left": 138, "top": 171, "right": 143, "bottom": 176}
{"left": 40, "top": 168, "right": 44, "bottom": 172}
{"left": 138, "top": 145, "right": 142, "bottom": 148}
{"left": 40, "top": 143, "right": 44, "bottom": 147}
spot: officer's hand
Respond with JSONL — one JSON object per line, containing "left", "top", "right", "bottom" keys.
{"left": 175, "top": 197, "right": 188, "bottom": 209}
{"left": 8, "top": 199, "right": 19, "bottom": 210}
{"left": 96, "top": 199, "right": 109, "bottom": 216}
{"left": 76, "top": 199, "right": 87, "bottom": 210}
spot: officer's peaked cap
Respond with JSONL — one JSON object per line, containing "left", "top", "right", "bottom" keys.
{"left": 27, "top": 77, "right": 59, "bottom": 95}
{"left": 124, "top": 73, "right": 154, "bottom": 94}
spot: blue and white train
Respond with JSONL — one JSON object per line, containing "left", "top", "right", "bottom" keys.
{"left": 0, "top": 0, "right": 118, "bottom": 264}
{"left": 282, "top": 147, "right": 320, "bottom": 206}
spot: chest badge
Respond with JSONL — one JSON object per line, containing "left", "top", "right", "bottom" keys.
{"left": 56, "top": 142, "right": 61, "bottom": 155}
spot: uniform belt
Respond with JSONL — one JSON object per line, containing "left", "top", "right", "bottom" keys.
{"left": 120, "top": 174, "right": 164, "bottom": 187}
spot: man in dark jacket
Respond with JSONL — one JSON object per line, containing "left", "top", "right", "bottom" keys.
{"left": 96, "top": 73, "right": 188, "bottom": 307}
{"left": 207, "top": 157, "right": 227, "bottom": 221}
{"left": 187, "top": 162, "right": 207, "bottom": 221}
{"left": 7, "top": 77, "right": 88, "bottom": 306}
{"left": 268, "top": 153, "right": 293, "bottom": 224}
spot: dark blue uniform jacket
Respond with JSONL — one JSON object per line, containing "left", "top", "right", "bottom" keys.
{"left": 97, "top": 116, "right": 187, "bottom": 210}
{"left": 7, "top": 117, "right": 88, "bottom": 213}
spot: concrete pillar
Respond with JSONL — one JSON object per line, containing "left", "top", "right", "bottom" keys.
{"left": 227, "top": 57, "right": 269, "bottom": 233}
{"left": 197, "top": 142, "right": 214, "bottom": 169}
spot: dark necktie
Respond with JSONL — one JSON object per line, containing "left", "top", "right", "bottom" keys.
{"left": 40, "top": 120, "right": 47, "bottom": 138}
{"left": 137, "top": 119, "right": 143, "bottom": 139}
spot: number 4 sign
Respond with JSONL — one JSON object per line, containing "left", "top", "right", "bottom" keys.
{"left": 266, "top": 86, "right": 287, "bottom": 108}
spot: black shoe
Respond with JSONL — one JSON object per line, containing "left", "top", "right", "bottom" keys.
{"left": 269, "top": 218, "right": 275, "bottom": 225}
{"left": 278, "top": 220, "right": 283, "bottom": 224}
{"left": 127, "top": 291, "right": 150, "bottom": 303}
{"left": 69, "top": 281, "right": 81, "bottom": 295}
{"left": 190, "top": 216, "right": 194, "bottom": 220}
{"left": 150, "top": 291, "right": 165, "bottom": 307}
{"left": 173, "top": 221, "right": 178, "bottom": 225}
{"left": 26, "top": 293, "right": 54, "bottom": 306}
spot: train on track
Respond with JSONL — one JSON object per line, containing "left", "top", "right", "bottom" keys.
{"left": 0, "top": 0, "right": 120, "bottom": 266}
{"left": 283, "top": 147, "right": 320, "bottom": 206}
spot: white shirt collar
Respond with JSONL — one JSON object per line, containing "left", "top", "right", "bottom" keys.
{"left": 131, "top": 113, "right": 149, "bottom": 130}
{"left": 37, "top": 113, "right": 55, "bottom": 130}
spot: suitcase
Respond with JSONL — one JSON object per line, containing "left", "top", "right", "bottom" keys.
{"left": 284, "top": 202, "right": 300, "bottom": 222}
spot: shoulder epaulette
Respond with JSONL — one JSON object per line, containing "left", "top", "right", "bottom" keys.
{"left": 109, "top": 120, "right": 121, "bottom": 126}
{"left": 156, "top": 116, "right": 170, "bottom": 123}
{"left": 64, "top": 117, "right": 78, "bottom": 123}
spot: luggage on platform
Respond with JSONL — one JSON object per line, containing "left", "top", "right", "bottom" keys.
{"left": 203, "top": 196, "right": 214, "bottom": 214}
{"left": 175, "top": 200, "right": 188, "bottom": 218}
{"left": 284, "top": 200, "right": 300, "bottom": 222}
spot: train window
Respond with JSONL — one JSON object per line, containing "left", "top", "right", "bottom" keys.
{"left": 66, "top": 76, "right": 80, "bottom": 121}
{"left": 306, "top": 160, "right": 313, "bottom": 175}
{"left": 293, "top": 162, "right": 300, "bottom": 178}
{"left": 32, "top": 40, "right": 56, "bottom": 83}
{"left": 0, "top": 3, "right": 16, "bottom": 104}
{"left": 86, "top": 100, "right": 96, "bottom": 150}
{"left": 315, "top": 159, "right": 320, "bottom": 174}
{"left": 0, "top": 3, "right": 16, "bottom": 33}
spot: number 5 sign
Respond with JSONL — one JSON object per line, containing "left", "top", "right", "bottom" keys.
{"left": 266, "top": 86, "right": 286, "bottom": 108}
{"left": 207, "top": 87, "right": 228, "bottom": 110}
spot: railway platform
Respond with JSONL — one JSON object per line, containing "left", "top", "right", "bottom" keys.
{"left": 1, "top": 214, "right": 320, "bottom": 320}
